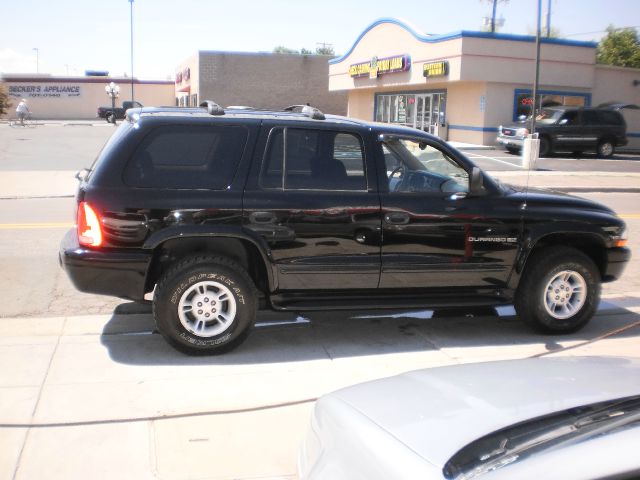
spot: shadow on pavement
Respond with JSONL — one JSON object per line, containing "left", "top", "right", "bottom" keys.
{"left": 99, "top": 301, "right": 640, "bottom": 366}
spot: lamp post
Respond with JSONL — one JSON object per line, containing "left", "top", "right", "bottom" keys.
{"left": 32, "top": 48, "right": 39, "bottom": 73}
{"left": 105, "top": 82, "right": 120, "bottom": 124}
{"left": 129, "top": 0, "right": 134, "bottom": 103}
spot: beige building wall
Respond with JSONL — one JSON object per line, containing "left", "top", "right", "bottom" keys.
{"left": 1, "top": 74, "right": 174, "bottom": 119}
{"left": 184, "top": 52, "right": 347, "bottom": 115}
{"left": 592, "top": 65, "right": 640, "bottom": 106}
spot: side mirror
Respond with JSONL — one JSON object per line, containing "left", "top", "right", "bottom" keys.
{"left": 75, "top": 168, "right": 90, "bottom": 182}
{"left": 469, "top": 167, "right": 484, "bottom": 195}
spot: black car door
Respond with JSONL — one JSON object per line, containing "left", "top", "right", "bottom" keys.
{"left": 243, "top": 121, "right": 381, "bottom": 290}
{"left": 376, "top": 134, "right": 521, "bottom": 291}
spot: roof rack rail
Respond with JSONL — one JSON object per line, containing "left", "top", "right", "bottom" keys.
{"left": 199, "top": 100, "right": 225, "bottom": 116}
{"left": 283, "top": 104, "right": 325, "bottom": 120}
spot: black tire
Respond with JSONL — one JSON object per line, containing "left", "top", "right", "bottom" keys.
{"left": 506, "top": 146, "right": 520, "bottom": 155}
{"left": 106, "top": 112, "right": 116, "bottom": 124}
{"left": 538, "top": 136, "right": 551, "bottom": 157}
{"left": 597, "top": 139, "right": 615, "bottom": 158}
{"left": 515, "top": 247, "right": 600, "bottom": 334}
{"left": 153, "top": 255, "right": 257, "bottom": 355}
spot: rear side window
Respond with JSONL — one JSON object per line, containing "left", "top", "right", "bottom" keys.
{"left": 123, "top": 125, "right": 247, "bottom": 189}
{"left": 581, "top": 110, "right": 600, "bottom": 125}
{"left": 260, "top": 128, "right": 367, "bottom": 191}
{"left": 599, "top": 111, "right": 624, "bottom": 126}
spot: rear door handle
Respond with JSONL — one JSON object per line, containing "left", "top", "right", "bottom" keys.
{"left": 384, "top": 212, "right": 410, "bottom": 225}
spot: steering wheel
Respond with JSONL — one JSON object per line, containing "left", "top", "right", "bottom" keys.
{"left": 389, "top": 165, "right": 406, "bottom": 191}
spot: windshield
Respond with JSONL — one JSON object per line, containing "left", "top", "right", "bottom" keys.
{"left": 443, "top": 395, "right": 640, "bottom": 480}
{"left": 535, "top": 109, "right": 564, "bottom": 125}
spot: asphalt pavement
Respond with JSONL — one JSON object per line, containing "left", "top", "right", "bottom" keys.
{"left": 1, "top": 123, "right": 640, "bottom": 480}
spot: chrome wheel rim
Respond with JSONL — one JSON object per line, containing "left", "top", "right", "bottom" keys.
{"left": 544, "top": 270, "right": 587, "bottom": 320}
{"left": 178, "top": 281, "right": 236, "bottom": 337}
{"left": 600, "top": 143, "right": 613, "bottom": 156}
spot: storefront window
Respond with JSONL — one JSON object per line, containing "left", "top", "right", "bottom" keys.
{"left": 514, "top": 90, "right": 590, "bottom": 120}
{"left": 375, "top": 91, "right": 446, "bottom": 135}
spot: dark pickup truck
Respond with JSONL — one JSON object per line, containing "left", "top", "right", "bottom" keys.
{"left": 97, "top": 100, "right": 143, "bottom": 123}
{"left": 60, "top": 103, "right": 630, "bottom": 355}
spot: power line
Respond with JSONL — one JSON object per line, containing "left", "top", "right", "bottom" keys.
{"left": 565, "top": 25, "right": 640, "bottom": 37}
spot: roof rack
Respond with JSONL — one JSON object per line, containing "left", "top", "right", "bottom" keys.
{"left": 200, "top": 100, "right": 225, "bottom": 116}
{"left": 283, "top": 104, "right": 325, "bottom": 120}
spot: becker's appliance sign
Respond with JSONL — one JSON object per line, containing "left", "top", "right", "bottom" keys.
{"left": 8, "top": 84, "right": 82, "bottom": 98}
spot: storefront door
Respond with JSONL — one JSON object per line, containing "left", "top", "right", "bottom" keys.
{"left": 375, "top": 92, "right": 446, "bottom": 138}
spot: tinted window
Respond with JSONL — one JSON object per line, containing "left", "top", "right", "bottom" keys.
{"left": 582, "top": 110, "right": 600, "bottom": 125}
{"left": 599, "top": 111, "right": 624, "bottom": 126}
{"left": 123, "top": 125, "right": 247, "bottom": 189}
{"left": 558, "top": 110, "right": 578, "bottom": 125}
{"left": 260, "top": 128, "right": 366, "bottom": 191}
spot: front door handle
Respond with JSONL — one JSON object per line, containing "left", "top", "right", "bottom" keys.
{"left": 250, "top": 212, "right": 276, "bottom": 224}
{"left": 384, "top": 212, "right": 410, "bottom": 225}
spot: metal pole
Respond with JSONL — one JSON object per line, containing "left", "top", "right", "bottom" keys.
{"left": 129, "top": 0, "right": 134, "bottom": 103}
{"left": 530, "top": 0, "right": 542, "bottom": 135}
{"left": 33, "top": 48, "right": 39, "bottom": 73}
{"left": 546, "top": 0, "right": 551, "bottom": 37}
{"left": 491, "top": 0, "right": 498, "bottom": 33}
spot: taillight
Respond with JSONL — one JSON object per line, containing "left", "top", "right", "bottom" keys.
{"left": 77, "top": 202, "right": 103, "bottom": 247}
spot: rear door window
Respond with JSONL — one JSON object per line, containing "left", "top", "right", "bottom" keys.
{"left": 581, "top": 110, "right": 600, "bottom": 126}
{"left": 123, "top": 125, "right": 248, "bottom": 189}
{"left": 260, "top": 128, "right": 367, "bottom": 191}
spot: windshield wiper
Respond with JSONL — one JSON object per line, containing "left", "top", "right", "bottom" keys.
{"left": 444, "top": 395, "right": 640, "bottom": 480}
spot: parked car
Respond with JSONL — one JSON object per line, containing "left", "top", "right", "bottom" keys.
{"left": 298, "top": 356, "right": 640, "bottom": 480}
{"left": 497, "top": 107, "right": 627, "bottom": 158}
{"left": 59, "top": 102, "right": 629, "bottom": 355}
{"left": 97, "top": 100, "right": 143, "bottom": 123}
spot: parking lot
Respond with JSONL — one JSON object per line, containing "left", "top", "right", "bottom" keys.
{"left": 1, "top": 123, "right": 640, "bottom": 479}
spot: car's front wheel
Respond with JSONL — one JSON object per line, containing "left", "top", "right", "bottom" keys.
{"left": 515, "top": 247, "right": 600, "bottom": 333}
{"left": 539, "top": 136, "right": 552, "bottom": 157}
{"left": 153, "top": 255, "right": 257, "bottom": 355}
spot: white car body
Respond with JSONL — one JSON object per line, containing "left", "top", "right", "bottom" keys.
{"left": 299, "top": 356, "right": 640, "bottom": 480}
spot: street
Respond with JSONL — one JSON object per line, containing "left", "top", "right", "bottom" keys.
{"left": 1, "top": 124, "right": 640, "bottom": 480}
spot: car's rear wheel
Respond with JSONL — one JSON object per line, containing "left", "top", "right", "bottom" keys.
{"left": 597, "top": 140, "right": 615, "bottom": 158}
{"left": 153, "top": 255, "right": 257, "bottom": 355}
{"left": 106, "top": 112, "right": 116, "bottom": 124}
{"left": 515, "top": 247, "right": 600, "bottom": 333}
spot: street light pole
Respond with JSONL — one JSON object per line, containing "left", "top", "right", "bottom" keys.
{"left": 129, "top": 0, "right": 134, "bottom": 103}
{"left": 32, "top": 48, "right": 39, "bottom": 73}
{"left": 530, "top": 0, "right": 542, "bottom": 136}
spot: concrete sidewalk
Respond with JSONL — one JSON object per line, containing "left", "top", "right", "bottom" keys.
{"left": 1, "top": 295, "right": 639, "bottom": 479}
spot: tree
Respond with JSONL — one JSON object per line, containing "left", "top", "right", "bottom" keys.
{"left": 0, "top": 83, "right": 11, "bottom": 117}
{"left": 597, "top": 26, "right": 640, "bottom": 68}
{"left": 273, "top": 46, "right": 299, "bottom": 54}
{"left": 315, "top": 45, "right": 335, "bottom": 56}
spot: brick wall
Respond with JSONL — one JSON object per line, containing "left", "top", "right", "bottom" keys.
{"left": 197, "top": 52, "right": 347, "bottom": 115}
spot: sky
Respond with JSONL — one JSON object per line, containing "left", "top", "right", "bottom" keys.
{"left": 1, "top": 0, "right": 639, "bottom": 80}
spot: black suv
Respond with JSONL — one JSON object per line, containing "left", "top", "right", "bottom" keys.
{"left": 497, "top": 107, "right": 627, "bottom": 157}
{"left": 60, "top": 103, "right": 630, "bottom": 354}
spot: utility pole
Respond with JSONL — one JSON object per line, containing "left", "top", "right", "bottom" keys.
{"left": 32, "top": 48, "right": 39, "bottom": 73}
{"left": 491, "top": 0, "right": 498, "bottom": 33}
{"left": 546, "top": 0, "right": 551, "bottom": 37}
{"left": 531, "top": 0, "right": 542, "bottom": 135}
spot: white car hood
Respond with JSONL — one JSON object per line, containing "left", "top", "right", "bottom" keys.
{"left": 328, "top": 356, "right": 640, "bottom": 468}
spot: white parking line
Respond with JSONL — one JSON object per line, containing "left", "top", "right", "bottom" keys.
{"left": 465, "top": 151, "right": 524, "bottom": 169}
